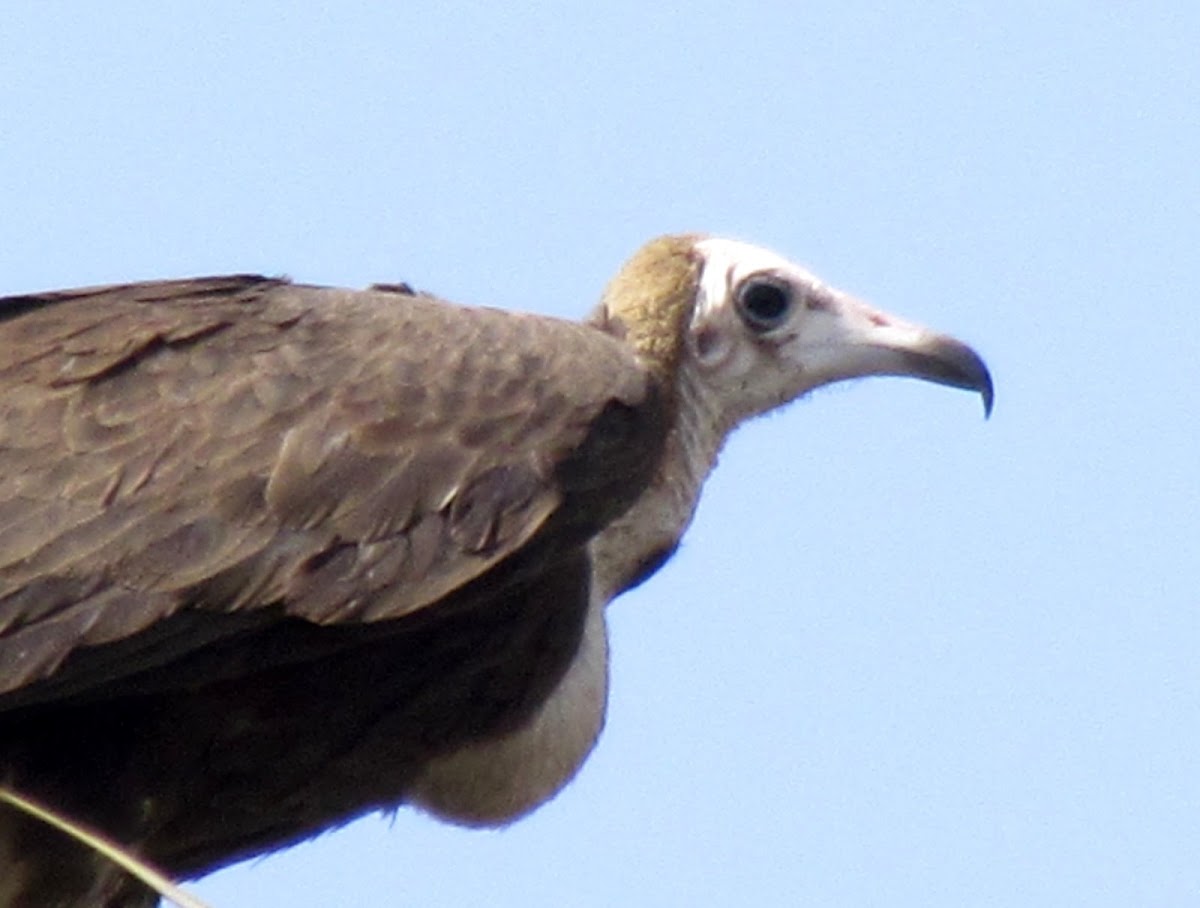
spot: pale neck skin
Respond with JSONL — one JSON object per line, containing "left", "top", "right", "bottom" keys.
{"left": 589, "top": 351, "right": 732, "bottom": 605}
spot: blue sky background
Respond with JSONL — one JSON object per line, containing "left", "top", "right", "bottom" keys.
{"left": 2, "top": 3, "right": 1197, "bottom": 906}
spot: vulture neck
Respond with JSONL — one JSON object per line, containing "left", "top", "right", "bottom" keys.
{"left": 589, "top": 357, "right": 729, "bottom": 604}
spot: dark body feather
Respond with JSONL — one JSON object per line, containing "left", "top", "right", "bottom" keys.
{"left": 0, "top": 277, "right": 667, "bottom": 904}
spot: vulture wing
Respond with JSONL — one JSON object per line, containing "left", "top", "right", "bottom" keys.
{"left": 0, "top": 276, "right": 664, "bottom": 710}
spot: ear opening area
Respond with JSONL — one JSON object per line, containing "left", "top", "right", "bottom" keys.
{"left": 687, "top": 309, "right": 735, "bottom": 369}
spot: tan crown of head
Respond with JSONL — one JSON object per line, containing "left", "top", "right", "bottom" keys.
{"left": 595, "top": 234, "right": 704, "bottom": 376}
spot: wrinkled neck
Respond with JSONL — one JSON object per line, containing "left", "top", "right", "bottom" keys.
{"left": 589, "top": 361, "right": 729, "bottom": 604}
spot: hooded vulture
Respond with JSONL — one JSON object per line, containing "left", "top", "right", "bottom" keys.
{"left": 0, "top": 235, "right": 992, "bottom": 907}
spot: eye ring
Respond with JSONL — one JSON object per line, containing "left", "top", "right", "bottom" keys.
{"left": 735, "top": 275, "right": 793, "bottom": 332}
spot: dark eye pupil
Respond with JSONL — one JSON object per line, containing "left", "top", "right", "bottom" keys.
{"left": 737, "top": 279, "right": 791, "bottom": 330}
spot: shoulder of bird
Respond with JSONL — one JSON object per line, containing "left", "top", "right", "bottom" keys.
{"left": 0, "top": 270, "right": 672, "bottom": 705}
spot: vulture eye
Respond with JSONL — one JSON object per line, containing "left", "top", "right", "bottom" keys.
{"left": 735, "top": 276, "right": 793, "bottom": 332}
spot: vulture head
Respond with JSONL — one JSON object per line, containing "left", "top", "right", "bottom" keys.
{"left": 598, "top": 234, "right": 991, "bottom": 426}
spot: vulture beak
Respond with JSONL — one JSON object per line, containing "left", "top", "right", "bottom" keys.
{"left": 798, "top": 292, "right": 994, "bottom": 417}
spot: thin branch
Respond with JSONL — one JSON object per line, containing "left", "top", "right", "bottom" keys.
{"left": 0, "top": 785, "right": 214, "bottom": 908}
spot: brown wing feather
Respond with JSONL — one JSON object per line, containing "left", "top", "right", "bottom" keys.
{"left": 0, "top": 276, "right": 664, "bottom": 705}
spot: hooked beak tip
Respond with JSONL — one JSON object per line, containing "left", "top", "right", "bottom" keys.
{"left": 895, "top": 335, "right": 994, "bottom": 418}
